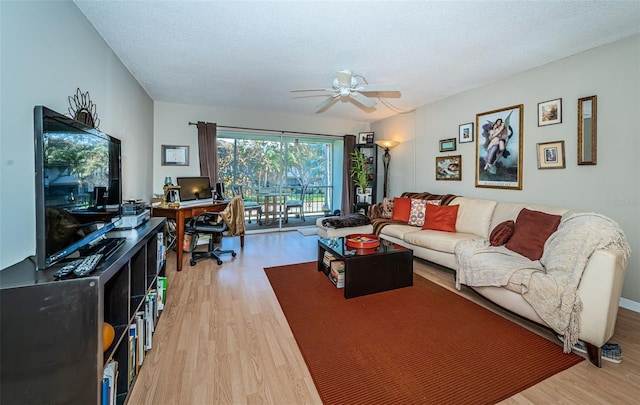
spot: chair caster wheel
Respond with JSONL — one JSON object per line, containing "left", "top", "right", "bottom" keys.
{"left": 232, "top": 252, "right": 237, "bottom": 257}
{"left": 217, "top": 260, "right": 223, "bottom": 265}
{"left": 190, "top": 260, "right": 196, "bottom": 266}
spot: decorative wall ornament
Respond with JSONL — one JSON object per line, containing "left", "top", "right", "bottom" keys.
{"left": 68, "top": 88, "right": 100, "bottom": 129}
{"left": 475, "top": 104, "right": 524, "bottom": 190}
{"left": 436, "top": 155, "right": 461, "bottom": 181}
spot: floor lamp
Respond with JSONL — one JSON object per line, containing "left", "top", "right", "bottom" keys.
{"left": 374, "top": 140, "right": 400, "bottom": 198}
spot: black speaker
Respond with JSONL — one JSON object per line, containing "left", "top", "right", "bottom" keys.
{"left": 93, "top": 187, "right": 107, "bottom": 209}
{"left": 215, "top": 182, "right": 225, "bottom": 200}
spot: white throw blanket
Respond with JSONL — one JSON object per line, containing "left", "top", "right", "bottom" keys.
{"left": 455, "top": 213, "right": 631, "bottom": 352}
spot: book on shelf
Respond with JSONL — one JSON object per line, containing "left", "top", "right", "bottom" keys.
{"left": 136, "top": 311, "right": 145, "bottom": 366}
{"left": 103, "top": 360, "right": 118, "bottom": 405}
{"left": 144, "top": 293, "right": 156, "bottom": 351}
{"left": 128, "top": 324, "right": 137, "bottom": 384}
{"left": 101, "top": 378, "right": 109, "bottom": 405}
{"left": 157, "top": 277, "right": 167, "bottom": 311}
{"left": 329, "top": 260, "right": 345, "bottom": 288}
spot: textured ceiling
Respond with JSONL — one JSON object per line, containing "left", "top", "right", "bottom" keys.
{"left": 75, "top": 1, "right": 640, "bottom": 123}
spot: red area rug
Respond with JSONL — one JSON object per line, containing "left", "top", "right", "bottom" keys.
{"left": 265, "top": 262, "right": 583, "bottom": 405}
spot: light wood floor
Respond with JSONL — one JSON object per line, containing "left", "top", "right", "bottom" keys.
{"left": 128, "top": 231, "right": 640, "bottom": 404}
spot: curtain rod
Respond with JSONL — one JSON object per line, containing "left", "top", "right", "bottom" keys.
{"left": 188, "top": 122, "right": 344, "bottom": 138}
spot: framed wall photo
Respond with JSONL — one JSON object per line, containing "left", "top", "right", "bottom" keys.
{"left": 475, "top": 104, "right": 524, "bottom": 190}
{"left": 459, "top": 123, "right": 474, "bottom": 143}
{"left": 537, "top": 141, "right": 566, "bottom": 169}
{"left": 436, "top": 155, "right": 461, "bottom": 181}
{"left": 538, "top": 98, "right": 562, "bottom": 126}
{"left": 359, "top": 132, "right": 373, "bottom": 144}
{"left": 439, "top": 138, "right": 456, "bottom": 152}
{"left": 161, "top": 145, "right": 190, "bottom": 166}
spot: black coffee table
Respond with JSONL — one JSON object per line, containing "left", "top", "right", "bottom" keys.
{"left": 318, "top": 237, "right": 413, "bottom": 299}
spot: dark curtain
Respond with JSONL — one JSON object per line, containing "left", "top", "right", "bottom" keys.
{"left": 341, "top": 134, "right": 356, "bottom": 214}
{"left": 196, "top": 121, "right": 218, "bottom": 189}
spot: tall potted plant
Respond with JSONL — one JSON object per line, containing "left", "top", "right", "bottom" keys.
{"left": 350, "top": 150, "right": 369, "bottom": 202}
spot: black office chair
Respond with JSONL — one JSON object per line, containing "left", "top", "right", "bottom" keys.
{"left": 189, "top": 212, "right": 237, "bottom": 266}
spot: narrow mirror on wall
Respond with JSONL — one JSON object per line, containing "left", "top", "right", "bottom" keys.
{"left": 578, "top": 95, "right": 597, "bottom": 165}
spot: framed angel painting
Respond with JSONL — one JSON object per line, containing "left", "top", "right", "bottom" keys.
{"left": 475, "top": 104, "right": 524, "bottom": 190}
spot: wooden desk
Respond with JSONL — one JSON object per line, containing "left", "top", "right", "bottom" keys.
{"left": 151, "top": 202, "right": 244, "bottom": 271}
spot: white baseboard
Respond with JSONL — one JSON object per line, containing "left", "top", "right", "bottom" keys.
{"left": 620, "top": 297, "right": 640, "bottom": 313}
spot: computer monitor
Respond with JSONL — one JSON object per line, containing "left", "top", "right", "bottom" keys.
{"left": 176, "top": 177, "right": 212, "bottom": 202}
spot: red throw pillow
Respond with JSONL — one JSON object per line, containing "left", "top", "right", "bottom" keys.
{"left": 490, "top": 220, "right": 515, "bottom": 246}
{"left": 391, "top": 197, "right": 412, "bottom": 222}
{"left": 506, "top": 209, "right": 561, "bottom": 260}
{"left": 422, "top": 204, "right": 459, "bottom": 232}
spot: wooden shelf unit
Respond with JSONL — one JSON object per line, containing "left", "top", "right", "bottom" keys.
{"left": 0, "top": 217, "right": 166, "bottom": 405}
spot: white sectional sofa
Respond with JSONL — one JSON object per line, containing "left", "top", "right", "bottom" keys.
{"left": 370, "top": 193, "right": 630, "bottom": 367}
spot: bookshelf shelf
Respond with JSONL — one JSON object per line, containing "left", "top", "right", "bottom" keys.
{"left": 0, "top": 218, "right": 167, "bottom": 405}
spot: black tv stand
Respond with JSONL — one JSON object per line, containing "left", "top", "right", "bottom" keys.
{"left": 0, "top": 218, "right": 166, "bottom": 404}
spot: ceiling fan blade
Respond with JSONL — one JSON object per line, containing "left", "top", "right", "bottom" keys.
{"left": 357, "top": 84, "right": 401, "bottom": 93}
{"left": 290, "top": 88, "right": 332, "bottom": 93}
{"left": 336, "top": 70, "right": 352, "bottom": 87}
{"left": 350, "top": 92, "right": 377, "bottom": 108}
{"left": 315, "top": 95, "right": 339, "bottom": 112}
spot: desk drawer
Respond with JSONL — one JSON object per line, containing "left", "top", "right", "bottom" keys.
{"left": 191, "top": 206, "right": 224, "bottom": 216}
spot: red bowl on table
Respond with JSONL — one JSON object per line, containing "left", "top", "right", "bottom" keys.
{"left": 345, "top": 234, "right": 380, "bottom": 249}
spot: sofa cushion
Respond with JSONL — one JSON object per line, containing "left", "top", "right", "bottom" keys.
{"left": 379, "top": 223, "right": 421, "bottom": 240}
{"left": 490, "top": 220, "right": 515, "bottom": 246}
{"left": 506, "top": 208, "right": 561, "bottom": 260}
{"left": 408, "top": 199, "right": 440, "bottom": 227}
{"left": 404, "top": 230, "right": 479, "bottom": 254}
{"left": 422, "top": 204, "right": 459, "bottom": 232}
{"left": 453, "top": 197, "right": 498, "bottom": 238}
{"left": 391, "top": 197, "right": 412, "bottom": 222}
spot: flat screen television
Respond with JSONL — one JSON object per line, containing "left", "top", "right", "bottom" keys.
{"left": 33, "top": 106, "right": 122, "bottom": 269}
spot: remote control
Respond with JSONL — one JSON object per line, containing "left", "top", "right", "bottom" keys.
{"left": 73, "top": 254, "right": 104, "bottom": 277}
{"left": 54, "top": 259, "right": 84, "bottom": 278}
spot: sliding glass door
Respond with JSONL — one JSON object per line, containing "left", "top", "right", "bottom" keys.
{"left": 217, "top": 131, "right": 339, "bottom": 231}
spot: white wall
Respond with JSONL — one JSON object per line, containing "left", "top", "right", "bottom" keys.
{"left": 152, "top": 101, "right": 369, "bottom": 197}
{"left": 0, "top": 1, "right": 154, "bottom": 269}
{"left": 372, "top": 35, "right": 640, "bottom": 304}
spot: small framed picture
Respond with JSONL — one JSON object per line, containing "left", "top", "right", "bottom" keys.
{"left": 359, "top": 132, "right": 373, "bottom": 144}
{"left": 537, "top": 141, "right": 565, "bottom": 169}
{"left": 161, "top": 145, "right": 189, "bottom": 166}
{"left": 436, "top": 155, "right": 461, "bottom": 181}
{"left": 458, "top": 123, "right": 474, "bottom": 143}
{"left": 439, "top": 138, "right": 456, "bottom": 152}
{"left": 538, "top": 98, "right": 562, "bottom": 126}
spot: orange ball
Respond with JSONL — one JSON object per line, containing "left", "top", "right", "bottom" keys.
{"left": 103, "top": 322, "right": 115, "bottom": 352}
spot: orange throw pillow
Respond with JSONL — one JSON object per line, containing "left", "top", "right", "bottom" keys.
{"left": 391, "top": 197, "right": 412, "bottom": 222}
{"left": 422, "top": 204, "right": 459, "bottom": 232}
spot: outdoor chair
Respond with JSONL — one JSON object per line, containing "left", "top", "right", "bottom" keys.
{"left": 230, "top": 185, "right": 263, "bottom": 224}
{"left": 284, "top": 184, "right": 308, "bottom": 223}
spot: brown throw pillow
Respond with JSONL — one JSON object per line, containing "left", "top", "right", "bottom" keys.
{"left": 506, "top": 209, "right": 561, "bottom": 260}
{"left": 490, "top": 220, "right": 515, "bottom": 246}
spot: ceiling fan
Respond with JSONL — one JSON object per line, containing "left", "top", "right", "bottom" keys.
{"left": 291, "top": 70, "right": 400, "bottom": 112}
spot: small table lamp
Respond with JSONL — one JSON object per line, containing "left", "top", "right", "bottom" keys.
{"left": 374, "top": 140, "right": 400, "bottom": 198}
